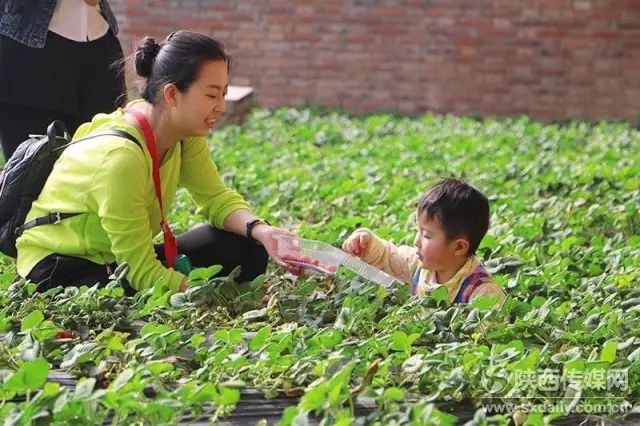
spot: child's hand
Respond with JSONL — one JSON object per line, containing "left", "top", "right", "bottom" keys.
{"left": 342, "top": 229, "right": 372, "bottom": 257}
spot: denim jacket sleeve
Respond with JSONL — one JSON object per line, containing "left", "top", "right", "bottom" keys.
{"left": 0, "top": 0, "right": 119, "bottom": 48}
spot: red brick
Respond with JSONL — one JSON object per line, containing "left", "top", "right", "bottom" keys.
{"left": 110, "top": 0, "right": 640, "bottom": 122}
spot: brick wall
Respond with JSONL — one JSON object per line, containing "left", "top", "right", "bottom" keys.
{"left": 109, "top": 0, "right": 640, "bottom": 123}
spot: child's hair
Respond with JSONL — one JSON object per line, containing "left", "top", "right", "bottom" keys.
{"left": 134, "top": 31, "right": 231, "bottom": 105}
{"left": 417, "top": 178, "right": 490, "bottom": 255}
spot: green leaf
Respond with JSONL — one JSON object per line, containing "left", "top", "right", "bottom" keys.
{"left": 31, "top": 320, "right": 57, "bottom": 341}
{"left": 43, "top": 382, "right": 61, "bottom": 397}
{"left": 0, "top": 316, "right": 11, "bottom": 333}
{"left": 472, "top": 294, "right": 500, "bottom": 311}
{"left": 20, "top": 310, "right": 44, "bottom": 332}
{"left": 109, "top": 368, "right": 134, "bottom": 391}
{"left": 334, "top": 410, "right": 354, "bottom": 426}
{"left": 390, "top": 331, "right": 408, "bottom": 352}
{"left": 551, "top": 347, "right": 581, "bottom": 364}
{"left": 190, "top": 333, "right": 207, "bottom": 348}
{"left": 431, "top": 286, "right": 448, "bottom": 303}
{"left": 191, "top": 383, "right": 218, "bottom": 403}
{"left": 216, "top": 328, "right": 245, "bottom": 345}
{"left": 218, "top": 386, "right": 240, "bottom": 405}
{"left": 530, "top": 296, "right": 546, "bottom": 308}
{"left": 300, "top": 382, "right": 328, "bottom": 412}
{"left": 242, "top": 308, "right": 268, "bottom": 321}
{"left": 480, "top": 234, "right": 498, "bottom": 251}
{"left": 105, "top": 336, "right": 126, "bottom": 352}
{"left": 60, "top": 342, "right": 101, "bottom": 369}
{"left": 53, "top": 392, "right": 70, "bottom": 413}
{"left": 140, "top": 287, "right": 172, "bottom": 314}
{"left": 291, "top": 410, "right": 310, "bottom": 426}
{"left": 279, "top": 406, "right": 302, "bottom": 426}
{"left": 249, "top": 326, "right": 272, "bottom": 351}
{"left": 146, "top": 361, "right": 175, "bottom": 376}
{"left": 627, "top": 235, "right": 640, "bottom": 248}
{"left": 5, "top": 358, "right": 49, "bottom": 392}
{"left": 600, "top": 340, "right": 617, "bottom": 363}
{"left": 562, "top": 383, "right": 582, "bottom": 415}
{"left": 140, "top": 323, "right": 174, "bottom": 337}
{"left": 189, "top": 265, "right": 223, "bottom": 281}
{"left": 403, "top": 355, "right": 424, "bottom": 374}
{"left": 564, "top": 358, "right": 585, "bottom": 372}
{"left": 74, "top": 377, "right": 96, "bottom": 399}
{"left": 169, "top": 292, "right": 188, "bottom": 308}
{"left": 384, "top": 387, "right": 405, "bottom": 401}
{"left": 250, "top": 274, "right": 266, "bottom": 290}
{"left": 389, "top": 331, "right": 418, "bottom": 353}
{"left": 524, "top": 412, "right": 544, "bottom": 425}
{"left": 513, "top": 349, "right": 540, "bottom": 370}
{"left": 628, "top": 347, "right": 640, "bottom": 363}
{"left": 327, "top": 362, "right": 355, "bottom": 405}
{"left": 1, "top": 104, "right": 639, "bottom": 426}
{"left": 317, "top": 330, "right": 343, "bottom": 349}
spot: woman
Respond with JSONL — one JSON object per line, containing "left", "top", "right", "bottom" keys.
{"left": 16, "top": 30, "right": 300, "bottom": 294}
{"left": 0, "top": 0, "right": 126, "bottom": 160}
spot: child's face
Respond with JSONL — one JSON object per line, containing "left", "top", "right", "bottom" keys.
{"left": 414, "top": 212, "right": 469, "bottom": 272}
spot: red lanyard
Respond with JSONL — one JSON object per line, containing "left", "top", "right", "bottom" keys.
{"left": 126, "top": 109, "right": 178, "bottom": 269}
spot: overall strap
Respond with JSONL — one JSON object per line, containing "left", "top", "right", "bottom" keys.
{"left": 454, "top": 265, "right": 492, "bottom": 304}
{"left": 411, "top": 269, "right": 421, "bottom": 296}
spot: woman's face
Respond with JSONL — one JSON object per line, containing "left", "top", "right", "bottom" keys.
{"left": 172, "top": 60, "right": 228, "bottom": 137}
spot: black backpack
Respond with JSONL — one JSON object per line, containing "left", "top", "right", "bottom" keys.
{"left": 0, "top": 121, "right": 141, "bottom": 258}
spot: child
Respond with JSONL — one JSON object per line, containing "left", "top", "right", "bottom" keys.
{"left": 342, "top": 178, "right": 506, "bottom": 304}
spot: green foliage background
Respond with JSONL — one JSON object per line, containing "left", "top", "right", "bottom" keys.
{"left": 0, "top": 109, "right": 639, "bottom": 425}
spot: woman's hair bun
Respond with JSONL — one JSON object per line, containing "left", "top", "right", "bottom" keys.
{"left": 134, "top": 37, "right": 161, "bottom": 78}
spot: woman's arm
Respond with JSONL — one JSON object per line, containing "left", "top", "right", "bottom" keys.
{"left": 179, "top": 138, "right": 302, "bottom": 276}
{"left": 223, "top": 208, "right": 303, "bottom": 272}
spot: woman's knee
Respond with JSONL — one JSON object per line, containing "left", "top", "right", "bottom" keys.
{"left": 230, "top": 231, "right": 269, "bottom": 282}
{"left": 176, "top": 225, "right": 269, "bottom": 280}
{"left": 238, "top": 250, "right": 268, "bottom": 282}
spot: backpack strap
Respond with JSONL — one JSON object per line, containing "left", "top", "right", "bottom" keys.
{"left": 411, "top": 269, "right": 420, "bottom": 296}
{"left": 15, "top": 130, "right": 142, "bottom": 237}
{"left": 454, "top": 265, "right": 492, "bottom": 304}
{"left": 51, "top": 129, "right": 142, "bottom": 153}
{"left": 16, "top": 212, "right": 83, "bottom": 237}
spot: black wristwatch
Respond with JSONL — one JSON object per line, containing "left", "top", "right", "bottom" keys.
{"left": 246, "top": 219, "right": 270, "bottom": 242}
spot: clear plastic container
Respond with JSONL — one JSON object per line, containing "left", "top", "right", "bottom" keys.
{"left": 274, "top": 235, "right": 339, "bottom": 275}
{"left": 275, "top": 235, "right": 397, "bottom": 287}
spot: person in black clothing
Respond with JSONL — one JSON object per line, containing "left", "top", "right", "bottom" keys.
{"left": 0, "top": 0, "right": 127, "bottom": 161}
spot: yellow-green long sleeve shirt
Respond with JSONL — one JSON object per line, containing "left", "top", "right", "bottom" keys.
{"left": 16, "top": 106, "right": 251, "bottom": 292}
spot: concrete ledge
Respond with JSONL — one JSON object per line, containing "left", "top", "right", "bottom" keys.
{"left": 218, "top": 85, "right": 254, "bottom": 127}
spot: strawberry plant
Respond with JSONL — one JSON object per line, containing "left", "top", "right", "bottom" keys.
{"left": 0, "top": 108, "right": 638, "bottom": 424}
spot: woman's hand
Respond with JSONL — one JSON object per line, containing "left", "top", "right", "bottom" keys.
{"left": 251, "top": 225, "right": 305, "bottom": 275}
{"left": 179, "top": 277, "right": 189, "bottom": 292}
